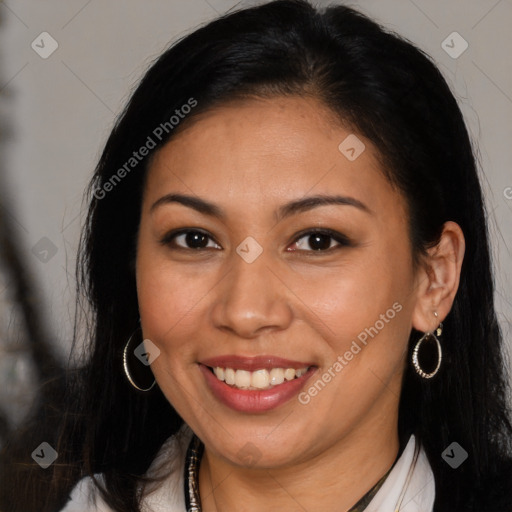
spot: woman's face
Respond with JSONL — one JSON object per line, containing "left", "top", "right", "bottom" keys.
{"left": 136, "top": 95, "right": 422, "bottom": 468}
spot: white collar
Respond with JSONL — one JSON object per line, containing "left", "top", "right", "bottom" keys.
{"left": 62, "top": 425, "right": 435, "bottom": 512}
{"left": 143, "top": 425, "right": 435, "bottom": 512}
{"left": 365, "top": 434, "right": 435, "bottom": 511}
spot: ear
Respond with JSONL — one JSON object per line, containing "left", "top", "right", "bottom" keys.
{"left": 412, "top": 221, "right": 465, "bottom": 333}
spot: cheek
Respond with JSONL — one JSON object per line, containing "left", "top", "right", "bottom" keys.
{"left": 135, "top": 240, "right": 207, "bottom": 362}
{"left": 135, "top": 260, "right": 206, "bottom": 414}
{"left": 308, "top": 235, "right": 414, "bottom": 366}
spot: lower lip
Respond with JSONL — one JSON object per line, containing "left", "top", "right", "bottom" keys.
{"left": 199, "top": 364, "right": 316, "bottom": 413}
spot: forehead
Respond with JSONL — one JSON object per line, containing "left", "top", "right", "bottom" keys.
{"left": 143, "top": 96, "right": 402, "bottom": 218}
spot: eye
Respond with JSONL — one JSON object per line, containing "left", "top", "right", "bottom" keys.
{"left": 160, "top": 228, "right": 352, "bottom": 253}
{"left": 288, "top": 229, "right": 352, "bottom": 253}
{"left": 160, "top": 229, "right": 221, "bottom": 250}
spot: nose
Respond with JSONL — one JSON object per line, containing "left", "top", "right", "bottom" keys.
{"left": 211, "top": 250, "right": 293, "bottom": 339}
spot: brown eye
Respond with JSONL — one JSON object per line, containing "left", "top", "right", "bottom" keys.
{"left": 289, "top": 230, "right": 352, "bottom": 253}
{"left": 160, "top": 229, "right": 221, "bottom": 250}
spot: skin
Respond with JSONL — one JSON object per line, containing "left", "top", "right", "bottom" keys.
{"left": 135, "top": 95, "right": 465, "bottom": 511}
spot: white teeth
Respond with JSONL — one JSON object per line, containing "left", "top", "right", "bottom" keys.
{"left": 212, "top": 366, "right": 309, "bottom": 390}
{"left": 213, "top": 367, "right": 225, "bottom": 381}
{"left": 225, "top": 368, "right": 236, "bottom": 385}
{"left": 270, "top": 368, "right": 285, "bottom": 385}
{"left": 284, "top": 368, "right": 296, "bottom": 381}
{"left": 235, "top": 370, "right": 251, "bottom": 389}
{"left": 251, "top": 369, "right": 269, "bottom": 389}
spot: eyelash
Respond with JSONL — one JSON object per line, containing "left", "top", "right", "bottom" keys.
{"left": 159, "top": 228, "right": 353, "bottom": 254}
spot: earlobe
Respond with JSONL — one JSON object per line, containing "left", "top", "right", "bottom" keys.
{"left": 412, "top": 221, "right": 465, "bottom": 332}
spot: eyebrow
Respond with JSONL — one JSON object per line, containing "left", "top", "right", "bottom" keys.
{"left": 150, "top": 193, "right": 372, "bottom": 221}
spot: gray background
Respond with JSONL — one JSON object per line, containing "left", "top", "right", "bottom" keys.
{"left": 0, "top": 1, "right": 511, "bottom": 395}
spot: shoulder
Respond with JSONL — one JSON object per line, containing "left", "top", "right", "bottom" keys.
{"left": 60, "top": 475, "right": 113, "bottom": 512}
{"left": 140, "top": 423, "right": 193, "bottom": 510}
{"left": 60, "top": 424, "right": 194, "bottom": 512}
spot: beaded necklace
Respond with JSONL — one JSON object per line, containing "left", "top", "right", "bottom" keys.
{"left": 184, "top": 435, "right": 395, "bottom": 511}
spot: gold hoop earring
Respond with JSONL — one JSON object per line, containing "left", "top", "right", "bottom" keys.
{"left": 123, "top": 327, "right": 157, "bottom": 392}
{"left": 412, "top": 321, "right": 443, "bottom": 379}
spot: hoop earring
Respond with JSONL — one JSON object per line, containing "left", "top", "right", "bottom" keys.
{"left": 123, "top": 327, "right": 156, "bottom": 392}
{"left": 412, "top": 322, "right": 443, "bottom": 379}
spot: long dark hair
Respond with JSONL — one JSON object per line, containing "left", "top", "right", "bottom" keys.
{"left": 1, "top": 1, "right": 511, "bottom": 511}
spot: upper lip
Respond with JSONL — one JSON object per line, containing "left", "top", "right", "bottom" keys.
{"left": 200, "top": 355, "right": 315, "bottom": 371}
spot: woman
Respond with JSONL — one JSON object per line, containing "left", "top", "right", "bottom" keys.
{"left": 3, "top": 0, "right": 512, "bottom": 511}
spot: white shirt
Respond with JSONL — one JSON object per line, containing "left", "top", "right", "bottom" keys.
{"left": 61, "top": 425, "right": 435, "bottom": 512}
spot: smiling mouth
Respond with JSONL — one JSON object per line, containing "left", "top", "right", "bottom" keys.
{"left": 207, "top": 366, "right": 313, "bottom": 391}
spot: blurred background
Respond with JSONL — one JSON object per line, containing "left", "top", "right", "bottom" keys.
{"left": 0, "top": 0, "right": 511, "bottom": 448}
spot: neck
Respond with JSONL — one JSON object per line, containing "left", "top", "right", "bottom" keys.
{"left": 198, "top": 405, "right": 400, "bottom": 512}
